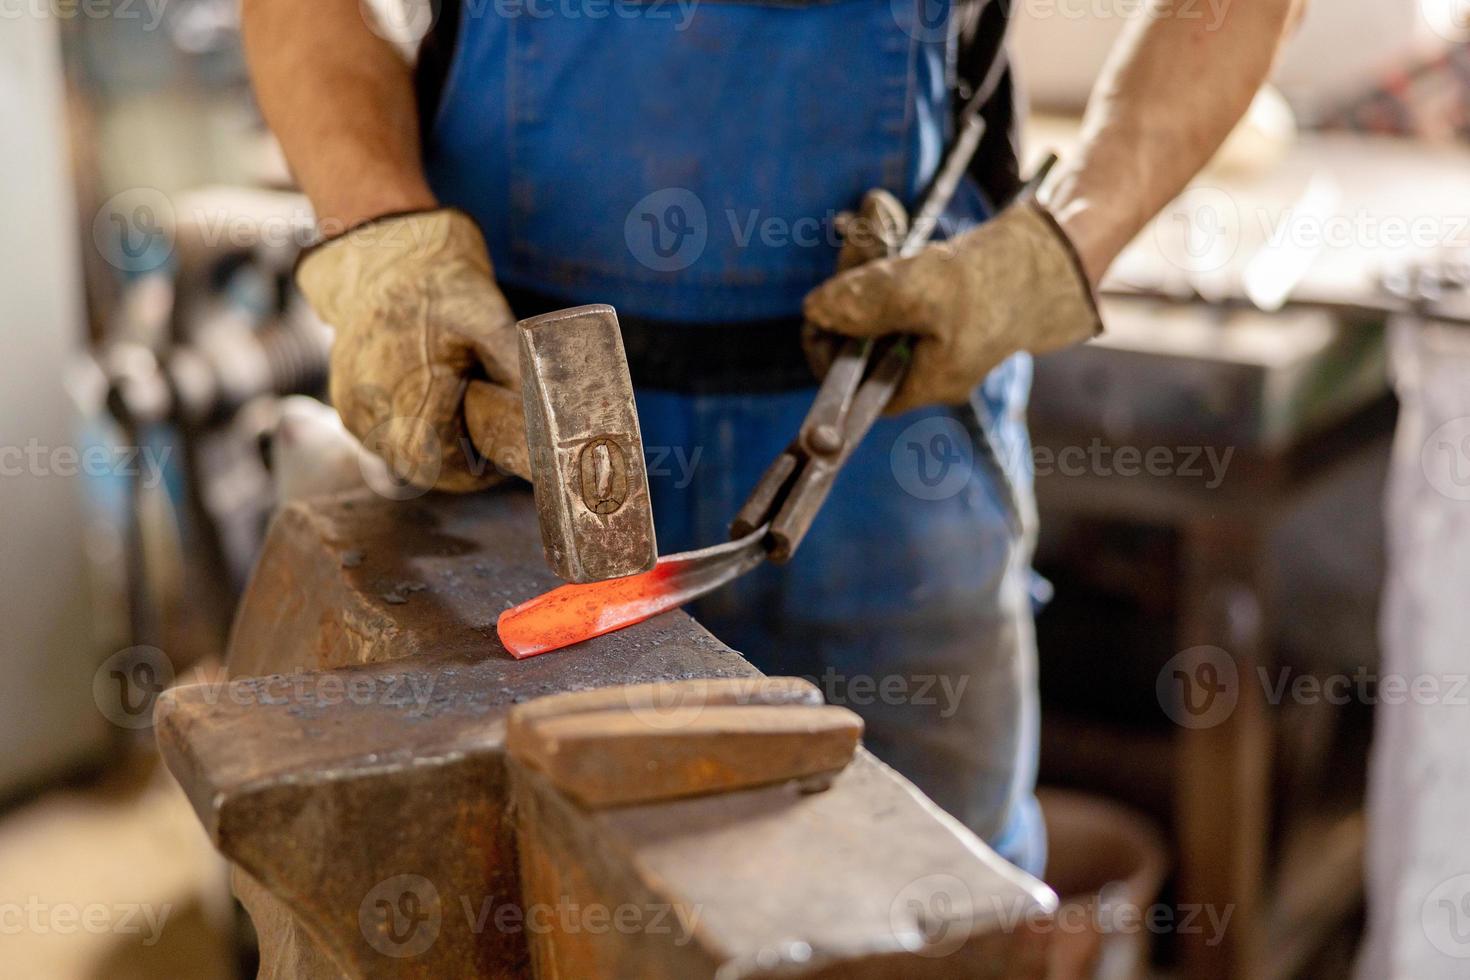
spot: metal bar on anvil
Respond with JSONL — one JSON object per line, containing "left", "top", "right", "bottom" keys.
{"left": 155, "top": 489, "right": 1054, "bottom": 979}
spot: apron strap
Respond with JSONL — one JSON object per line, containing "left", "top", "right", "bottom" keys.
{"left": 955, "top": 0, "right": 1022, "bottom": 206}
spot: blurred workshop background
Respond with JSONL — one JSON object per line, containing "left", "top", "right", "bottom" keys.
{"left": 5, "top": 1, "right": 1470, "bottom": 978}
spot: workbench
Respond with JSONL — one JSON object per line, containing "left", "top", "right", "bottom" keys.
{"left": 1025, "top": 130, "right": 1470, "bottom": 980}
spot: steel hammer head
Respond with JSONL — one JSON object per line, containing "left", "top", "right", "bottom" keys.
{"left": 518, "top": 305, "right": 657, "bottom": 583}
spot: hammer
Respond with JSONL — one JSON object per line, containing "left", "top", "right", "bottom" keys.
{"left": 490, "top": 304, "right": 659, "bottom": 584}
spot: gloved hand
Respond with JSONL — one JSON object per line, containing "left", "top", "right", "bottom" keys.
{"left": 803, "top": 194, "right": 1103, "bottom": 415}
{"left": 296, "top": 208, "right": 531, "bottom": 492}
{"left": 802, "top": 189, "right": 909, "bottom": 380}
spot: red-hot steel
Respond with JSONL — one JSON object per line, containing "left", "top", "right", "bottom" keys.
{"left": 497, "top": 530, "right": 769, "bottom": 658}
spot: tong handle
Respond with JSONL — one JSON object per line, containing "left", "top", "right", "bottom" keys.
{"left": 731, "top": 335, "right": 873, "bottom": 539}
{"left": 797, "top": 337, "right": 870, "bottom": 458}
{"left": 766, "top": 341, "right": 909, "bottom": 562}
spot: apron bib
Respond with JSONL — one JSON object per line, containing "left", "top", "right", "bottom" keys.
{"left": 425, "top": 0, "right": 956, "bottom": 321}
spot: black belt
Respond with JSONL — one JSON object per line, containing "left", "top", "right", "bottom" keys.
{"left": 500, "top": 285, "right": 816, "bottom": 395}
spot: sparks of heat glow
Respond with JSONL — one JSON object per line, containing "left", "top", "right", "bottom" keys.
{"left": 496, "top": 563, "right": 682, "bottom": 659}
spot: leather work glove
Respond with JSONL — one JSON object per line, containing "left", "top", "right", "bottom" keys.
{"left": 802, "top": 189, "right": 909, "bottom": 380}
{"left": 803, "top": 194, "right": 1103, "bottom": 415}
{"left": 296, "top": 208, "right": 531, "bottom": 493}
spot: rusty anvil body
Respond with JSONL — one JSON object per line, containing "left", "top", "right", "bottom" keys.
{"left": 156, "top": 489, "right": 1054, "bottom": 978}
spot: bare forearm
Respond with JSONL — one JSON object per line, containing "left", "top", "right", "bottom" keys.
{"left": 1042, "top": 0, "right": 1302, "bottom": 283}
{"left": 242, "top": 0, "right": 436, "bottom": 231}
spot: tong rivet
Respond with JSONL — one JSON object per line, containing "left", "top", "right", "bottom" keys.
{"left": 809, "top": 424, "right": 845, "bottom": 457}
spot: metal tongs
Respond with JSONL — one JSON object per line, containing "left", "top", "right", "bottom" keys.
{"left": 730, "top": 332, "right": 910, "bottom": 561}
{"left": 732, "top": 121, "right": 1059, "bottom": 563}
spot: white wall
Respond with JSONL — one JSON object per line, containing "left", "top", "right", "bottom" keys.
{"left": 0, "top": 15, "right": 110, "bottom": 791}
{"left": 1013, "top": 0, "right": 1434, "bottom": 119}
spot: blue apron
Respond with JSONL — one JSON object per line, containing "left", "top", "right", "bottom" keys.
{"left": 424, "top": 0, "right": 1044, "bottom": 874}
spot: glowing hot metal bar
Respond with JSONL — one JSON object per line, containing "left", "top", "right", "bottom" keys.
{"left": 497, "top": 528, "right": 769, "bottom": 658}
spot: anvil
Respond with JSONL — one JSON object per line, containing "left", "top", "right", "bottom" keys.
{"left": 155, "top": 489, "right": 1055, "bottom": 978}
